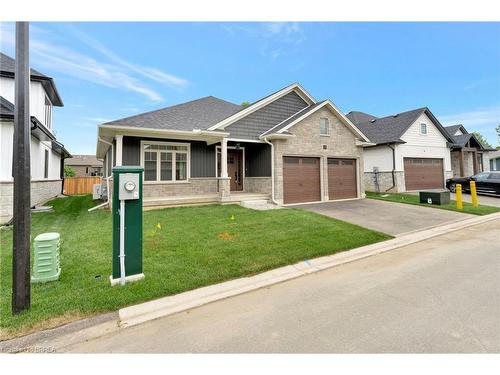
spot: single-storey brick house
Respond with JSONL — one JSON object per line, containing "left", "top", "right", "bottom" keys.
{"left": 96, "top": 83, "right": 371, "bottom": 207}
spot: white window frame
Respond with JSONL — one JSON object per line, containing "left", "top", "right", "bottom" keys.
{"left": 44, "top": 95, "right": 52, "bottom": 130}
{"left": 420, "top": 122, "right": 428, "bottom": 135}
{"left": 319, "top": 117, "right": 330, "bottom": 136}
{"left": 140, "top": 140, "right": 191, "bottom": 184}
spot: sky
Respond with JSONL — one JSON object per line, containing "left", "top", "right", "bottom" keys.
{"left": 1, "top": 22, "right": 499, "bottom": 154}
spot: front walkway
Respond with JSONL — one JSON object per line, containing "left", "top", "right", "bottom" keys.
{"left": 300, "top": 199, "right": 473, "bottom": 236}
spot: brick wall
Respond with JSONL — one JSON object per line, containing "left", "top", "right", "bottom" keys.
{"left": 244, "top": 177, "right": 271, "bottom": 194}
{"left": 0, "top": 179, "right": 62, "bottom": 224}
{"left": 272, "top": 107, "right": 365, "bottom": 204}
{"left": 143, "top": 178, "right": 218, "bottom": 198}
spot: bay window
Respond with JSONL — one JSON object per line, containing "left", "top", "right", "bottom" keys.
{"left": 142, "top": 142, "right": 190, "bottom": 182}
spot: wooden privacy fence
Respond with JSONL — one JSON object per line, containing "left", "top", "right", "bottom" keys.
{"left": 63, "top": 176, "right": 101, "bottom": 195}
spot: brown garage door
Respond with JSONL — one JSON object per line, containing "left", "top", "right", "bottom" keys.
{"left": 404, "top": 158, "right": 444, "bottom": 190}
{"left": 328, "top": 158, "right": 358, "bottom": 200}
{"left": 283, "top": 156, "right": 321, "bottom": 204}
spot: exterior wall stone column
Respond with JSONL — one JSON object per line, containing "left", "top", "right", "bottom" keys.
{"left": 218, "top": 177, "right": 231, "bottom": 202}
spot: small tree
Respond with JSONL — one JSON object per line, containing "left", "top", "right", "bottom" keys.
{"left": 472, "top": 131, "right": 493, "bottom": 149}
{"left": 64, "top": 165, "right": 75, "bottom": 177}
{"left": 496, "top": 124, "right": 500, "bottom": 145}
{"left": 241, "top": 101, "right": 250, "bottom": 108}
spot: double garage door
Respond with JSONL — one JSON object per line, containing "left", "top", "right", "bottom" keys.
{"left": 404, "top": 158, "right": 444, "bottom": 190}
{"left": 283, "top": 157, "right": 357, "bottom": 204}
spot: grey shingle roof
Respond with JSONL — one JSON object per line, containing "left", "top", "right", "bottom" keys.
{"left": 0, "top": 52, "right": 47, "bottom": 78}
{"left": 444, "top": 125, "right": 466, "bottom": 136}
{"left": 0, "top": 52, "right": 63, "bottom": 106}
{"left": 0, "top": 96, "right": 14, "bottom": 118}
{"left": 65, "top": 155, "right": 103, "bottom": 167}
{"left": 348, "top": 108, "right": 427, "bottom": 144}
{"left": 103, "top": 96, "right": 243, "bottom": 131}
{"left": 348, "top": 107, "right": 454, "bottom": 145}
{"left": 346, "top": 111, "right": 377, "bottom": 125}
{"left": 260, "top": 101, "right": 326, "bottom": 137}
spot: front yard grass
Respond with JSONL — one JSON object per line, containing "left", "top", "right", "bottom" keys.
{"left": 0, "top": 195, "right": 391, "bottom": 339}
{"left": 366, "top": 191, "right": 500, "bottom": 216}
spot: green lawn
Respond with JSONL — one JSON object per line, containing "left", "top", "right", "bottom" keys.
{"left": 366, "top": 191, "right": 500, "bottom": 215}
{"left": 0, "top": 195, "right": 390, "bottom": 339}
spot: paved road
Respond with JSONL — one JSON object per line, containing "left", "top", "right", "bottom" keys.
{"left": 66, "top": 219, "right": 500, "bottom": 353}
{"left": 300, "top": 199, "right": 473, "bottom": 236}
{"left": 450, "top": 192, "right": 500, "bottom": 207}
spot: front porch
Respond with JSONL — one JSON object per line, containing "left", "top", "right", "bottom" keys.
{"left": 143, "top": 191, "right": 271, "bottom": 209}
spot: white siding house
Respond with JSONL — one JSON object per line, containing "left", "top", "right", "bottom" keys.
{"left": 347, "top": 108, "right": 454, "bottom": 192}
{"left": 0, "top": 53, "right": 70, "bottom": 224}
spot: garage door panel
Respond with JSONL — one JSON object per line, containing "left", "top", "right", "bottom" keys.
{"left": 404, "top": 158, "right": 444, "bottom": 190}
{"left": 283, "top": 157, "right": 321, "bottom": 204}
{"left": 328, "top": 158, "right": 357, "bottom": 200}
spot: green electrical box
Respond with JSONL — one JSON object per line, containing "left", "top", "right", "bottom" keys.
{"left": 111, "top": 166, "right": 144, "bottom": 286}
{"left": 31, "top": 232, "right": 61, "bottom": 283}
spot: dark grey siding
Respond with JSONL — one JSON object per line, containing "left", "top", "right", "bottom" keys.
{"left": 244, "top": 143, "right": 271, "bottom": 177}
{"left": 122, "top": 136, "right": 216, "bottom": 178}
{"left": 226, "top": 91, "right": 308, "bottom": 140}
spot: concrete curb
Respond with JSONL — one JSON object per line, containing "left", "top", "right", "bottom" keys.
{"left": 119, "top": 212, "right": 500, "bottom": 328}
{"left": 0, "top": 312, "right": 119, "bottom": 353}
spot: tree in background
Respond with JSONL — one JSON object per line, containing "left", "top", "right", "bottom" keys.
{"left": 241, "top": 101, "right": 250, "bottom": 108}
{"left": 64, "top": 165, "right": 75, "bottom": 177}
{"left": 472, "top": 131, "right": 494, "bottom": 149}
{"left": 496, "top": 124, "right": 500, "bottom": 147}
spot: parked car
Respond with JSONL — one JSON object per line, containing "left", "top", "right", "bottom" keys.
{"left": 446, "top": 171, "right": 500, "bottom": 196}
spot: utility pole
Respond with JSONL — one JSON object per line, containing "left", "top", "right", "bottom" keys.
{"left": 12, "top": 21, "right": 31, "bottom": 314}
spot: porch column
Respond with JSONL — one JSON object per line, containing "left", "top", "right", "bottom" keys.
{"left": 459, "top": 149, "right": 464, "bottom": 177}
{"left": 221, "top": 138, "right": 228, "bottom": 178}
{"left": 218, "top": 138, "right": 231, "bottom": 201}
{"left": 115, "top": 135, "right": 123, "bottom": 166}
{"left": 472, "top": 150, "right": 478, "bottom": 174}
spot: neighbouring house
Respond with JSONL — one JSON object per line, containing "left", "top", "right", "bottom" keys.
{"left": 65, "top": 155, "right": 103, "bottom": 177}
{"left": 0, "top": 53, "right": 70, "bottom": 224}
{"left": 346, "top": 107, "right": 455, "bottom": 192}
{"left": 443, "top": 124, "right": 490, "bottom": 177}
{"left": 484, "top": 149, "right": 500, "bottom": 171}
{"left": 96, "top": 83, "right": 371, "bottom": 207}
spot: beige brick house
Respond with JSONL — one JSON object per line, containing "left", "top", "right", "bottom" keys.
{"left": 65, "top": 155, "right": 103, "bottom": 177}
{"left": 96, "top": 83, "right": 371, "bottom": 207}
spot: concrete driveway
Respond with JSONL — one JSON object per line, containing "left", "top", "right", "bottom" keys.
{"left": 300, "top": 199, "right": 473, "bottom": 236}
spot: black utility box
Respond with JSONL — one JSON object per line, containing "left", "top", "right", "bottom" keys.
{"left": 419, "top": 190, "right": 450, "bottom": 205}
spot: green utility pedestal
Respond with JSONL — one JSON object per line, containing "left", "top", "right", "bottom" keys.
{"left": 110, "top": 166, "right": 144, "bottom": 286}
{"left": 31, "top": 232, "right": 61, "bottom": 283}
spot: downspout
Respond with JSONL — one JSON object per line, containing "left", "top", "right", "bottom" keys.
{"left": 88, "top": 137, "right": 114, "bottom": 212}
{"left": 386, "top": 144, "right": 396, "bottom": 192}
{"left": 263, "top": 137, "right": 279, "bottom": 205}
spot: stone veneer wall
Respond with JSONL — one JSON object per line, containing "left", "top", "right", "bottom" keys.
{"left": 244, "top": 177, "right": 271, "bottom": 194}
{"left": 272, "top": 107, "right": 365, "bottom": 204}
{"left": 450, "top": 151, "right": 475, "bottom": 177}
{"left": 364, "top": 171, "right": 405, "bottom": 192}
{"left": 142, "top": 178, "right": 218, "bottom": 198}
{"left": 0, "top": 180, "right": 62, "bottom": 224}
